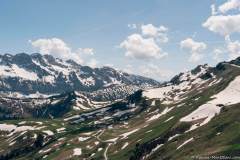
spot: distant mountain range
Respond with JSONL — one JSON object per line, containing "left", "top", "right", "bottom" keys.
{"left": 0, "top": 53, "right": 159, "bottom": 100}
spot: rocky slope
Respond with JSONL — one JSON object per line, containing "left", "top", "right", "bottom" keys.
{"left": 0, "top": 53, "right": 159, "bottom": 100}
{"left": 0, "top": 57, "right": 240, "bottom": 160}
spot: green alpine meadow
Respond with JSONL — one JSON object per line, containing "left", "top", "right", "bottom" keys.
{"left": 1, "top": 0, "right": 240, "bottom": 160}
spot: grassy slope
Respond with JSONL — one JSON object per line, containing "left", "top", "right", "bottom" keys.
{"left": 0, "top": 64, "right": 240, "bottom": 160}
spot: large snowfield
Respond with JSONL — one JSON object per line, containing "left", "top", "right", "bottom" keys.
{"left": 180, "top": 75, "right": 240, "bottom": 130}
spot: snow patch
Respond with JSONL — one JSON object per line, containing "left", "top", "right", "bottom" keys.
{"left": 164, "top": 116, "right": 174, "bottom": 122}
{"left": 43, "top": 130, "right": 54, "bottom": 136}
{"left": 73, "top": 148, "right": 82, "bottom": 156}
{"left": 177, "top": 137, "right": 194, "bottom": 150}
{"left": 181, "top": 75, "right": 240, "bottom": 131}
{"left": 143, "top": 66, "right": 210, "bottom": 104}
{"left": 105, "top": 137, "right": 118, "bottom": 143}
{"left": 147, "top": 107, "right": 173, "bottom": 122}
{"left": 56, "top": 127, "right": 65, "bottom": 133}
{"left": 143, "top": 86, "right": 172, "bottom": 100}
{"left": 121, "top": 142, "right": 129, "bottom": 150}
{"left": 168, "top": 134, "right": 180, "bottom": 141}
{"left": 120, "top": 129, "right": 139, "bottom": 139}
{"left": 0, "top": 64, "right": 38, "bottom": 81}
{"left": 0, "top": 124, "right": 35, "bottom": 136}
{"left": 78, "top": 137, "right": 90, "bottom": 142}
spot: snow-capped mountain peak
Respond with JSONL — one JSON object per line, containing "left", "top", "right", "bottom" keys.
{"left": 0, "top": 53, "right": 159, "bottom": 100}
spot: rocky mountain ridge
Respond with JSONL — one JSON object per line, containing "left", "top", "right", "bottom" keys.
{"left": 0, "top": 53, "right": 159, "bottom": 101}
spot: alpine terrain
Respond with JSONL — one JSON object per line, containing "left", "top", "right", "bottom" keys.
{"left": 0, "top": 53, "right": 240, "bottom": 160}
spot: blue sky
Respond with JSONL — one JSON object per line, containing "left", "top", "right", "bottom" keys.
{"left": 0, "top": 0, "right": 240, "bottom": 81}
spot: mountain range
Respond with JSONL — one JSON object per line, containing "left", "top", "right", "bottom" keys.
{"left": 0, "top": 53, "right": 240, "bottom": 160}
{"left": 0, "top": 53, "right": 159, "bottom": 99}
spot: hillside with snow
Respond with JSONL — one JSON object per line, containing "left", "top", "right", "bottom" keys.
{"left": 0, "top": 53, "right": 159, "bottom": 99}
{"left": 1, "top": 56, "right": 240, "bottom": 160}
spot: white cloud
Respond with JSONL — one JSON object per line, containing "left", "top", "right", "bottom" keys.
{"left": 121, "top": 63, "right": 174, "bottom": 81}
{"left": 156, "top": 33, "right": 169, "bottom": 43}
{"left": 204, "top": 0, "right": 240, "bottom": 36}
{"left": 120, "top": 33, "right": 168, "bottom": 60}
{"left": 180, "top": 38, "right": 207, "bottom": 62}
{"left": 211, "top": 4, "right": 218, "bottom": 15}
{"left": 158, "top": 26, "right": 168, "bottom": 32}
{"left": 127, "top": 24, "right": 137, "bottom": 29}
{"left": 87, "top": 58, "right": 98, "bottom": 68}
{"left": 139, "top": 64, "right": 174, "bottom": 81}
{"left": 141, "top": 24, "right": 168, "bottom": 36}
{"left": 30, "top": 38, "right": 73, "bottom": 59}
{"left": 141, "top": 24, "right": 169, "bottom": 43}
{"left": 77, "top": 48, "right": 94, "bottom": 55}
{"left": 104, "top": 64, "right": 114, "bottom": 67}
{"left": 225, "top": 36, "right": 240, "bottom": 60}
{"left": 213, "top": 48, "right": 224, "bottom": 61}
{"left": 122, "top": 64, "right": 134, "bottom": 74}
{"left": 30, "top": 38, "right": 95, "bottom": 65}
{"left": 218, "top": 0, "right": 240, "bottom": 14}
{"left": 203, "top": 14, "right": 240, "bottom": 36}
{"left": 203, "top": 1, "right": 240, "bottom": 61}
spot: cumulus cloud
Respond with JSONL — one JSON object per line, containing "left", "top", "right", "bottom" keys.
{"left": 139, "top": 64, "right": 174, "bottom": 81}
{"left": 211, "top": 4, "right": 218, "bottom": 15}
{"left": 203, "top": 14, "right": 240, "bottom": 36}
{"left": 203, "top": 1, "right": 240, "bottom": 60}
{"left": 203, "top": 0, "right": 240, "bottom": 36}
{"left": 30, "top": 38, "right": 95, "bottom": 65}
{"left": 120, "top": 33, "right": 168, "bottom": 60}
{"left": 30, "top": 38, "right": 73, "bottom": 59}
{"left": 213, "top": 48, "right": 225, "bottom": 61}
{"left": 180, "top": 38, "right": 207, "bottom": 62}
{"left": 87, "top": 58, "right": 98, "bottom": 68}
{"left": 225, "top": 36, "right": 240, "bottom": 60}
{"left": 121, "top": 63, "right": 174, "bottom": 81}
{"left": 141, "top": 24, "right": 169, "bottom": 43}
{"left": 141, "top": 24, "right": 168, "bottom": 36}
{"left": 218, "top": 0, "right": 240, "bottom": 14}
{"left": 122, "top": 64, "right": 134, "bottom": 74}
{"left": 121, "top": 24, "right": 169, "bottom": 60}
